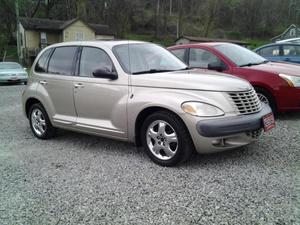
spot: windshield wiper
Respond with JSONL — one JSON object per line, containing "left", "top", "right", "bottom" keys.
{"left": 240, "top": 60, "right": 269, "bottom": 67}
{"left": 239, "top": 62, "right": 261, "bottom": 67}
{"left": 132, "top": 69, "right": 174, "bottom": 75}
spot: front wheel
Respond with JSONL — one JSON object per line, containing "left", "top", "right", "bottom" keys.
{"left": 254, "top": 87, "right": 277, "bottom": 113}
{"left": 140, "top": 111, "right": 194, "bottom": 166}
{"left": 29, "top": 103, "right": 56, "bottom": 139}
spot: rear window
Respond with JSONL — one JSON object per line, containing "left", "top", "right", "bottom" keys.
{"left": 35, "top": 49, "right": 52, "bottom": 73}
{"left": 48, "top": 47, "right": 77, "bottom": 75}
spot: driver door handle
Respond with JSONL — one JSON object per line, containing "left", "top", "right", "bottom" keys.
{"left": 39, "top": 80, "right": 47, "bottom": 85}
{"left": 74, "top": 83, "right": 84, "bottom": 88}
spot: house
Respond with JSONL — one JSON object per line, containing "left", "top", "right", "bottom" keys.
{"left": 271, "top": 24, "right": 300, "bottom": 42}
{"left": 175, "top": 36, "right": 249, "bottom": 47}
{"left": 17, "top": 17, "right": 114, "bottom": 64}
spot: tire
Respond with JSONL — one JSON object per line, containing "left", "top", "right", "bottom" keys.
{"left": 24, "top": 81, "right": 27, "bottom": 85}
{"left": 29, "top": 103, "right": 56, "bottom": 139}
{"left": 254, "top": 87, "right": 277, "bottom": 114}
{"left": 140, "top": 111, "right": 194, "bottom": 167}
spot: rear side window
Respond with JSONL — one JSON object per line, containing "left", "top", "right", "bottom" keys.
{"left": 48, "top": 47, "right": 77, "bottom": 75}
{"left": 79, "top": 47, "right": 114, "bottom": 77}
{"left": 35, "top": 49, "right": 52, "bottom": 73}
{"left": 257, "top": 46, "right": 280, "bottom": 57}
{"left": 189, "top": 48, "right": 222, "bottom": 68}
{"left": 171, "top": 49, "right": 186, "bottom": 62}
{"left": 283, "top": 45, "right": 300, "bottom": 56}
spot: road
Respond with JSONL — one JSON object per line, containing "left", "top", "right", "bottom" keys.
{"left": 0, "top": 85, "right": 299, "bottom": 225}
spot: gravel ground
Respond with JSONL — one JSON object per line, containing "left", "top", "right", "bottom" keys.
{"left": 0, "top": 85, "right": 299, "bottom": 225}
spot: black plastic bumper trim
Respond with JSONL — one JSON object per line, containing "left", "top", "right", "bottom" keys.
{"left": 196, "top": 103, "right": 272, "bottom": 137}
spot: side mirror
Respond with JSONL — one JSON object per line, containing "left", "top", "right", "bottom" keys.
{"left": 207, "top": 62, "right": 227, "bottom": 72}
{"left": 93, "top": 68, "right": 118, "bottom": 80}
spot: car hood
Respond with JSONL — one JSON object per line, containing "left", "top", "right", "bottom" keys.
{"left": 0, "top": 69, "right": 27, "bottom": 75}
{"left": 131, "top": 69, "right": 252, "bottom": 92}
{"left": 247, "top": 62, "right": 300, "bottom": 77}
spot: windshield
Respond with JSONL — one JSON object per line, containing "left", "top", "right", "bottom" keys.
{"left": 214, "top": 43, "right": 267, "bottom": 67}
{"left": 0, "top": 63, "right": 22, "bottom": 70}
{"left": 113, "top": 43, "right": 187, "bottom": 74}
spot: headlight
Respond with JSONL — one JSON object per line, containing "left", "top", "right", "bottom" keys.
{"left": 279, "top": 74, "right": 300, "bottom": 87}
{"left": 181, "top": 101, "right": 224, "bottom": 117}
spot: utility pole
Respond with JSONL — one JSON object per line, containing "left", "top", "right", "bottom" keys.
{"left": 15, "top": 0, "right": 20, "bottom": 63}
{"left": 169, "top": 0, "right": 172, "bottom": 16}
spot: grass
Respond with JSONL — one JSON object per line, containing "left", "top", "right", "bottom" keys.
{"left": 125, "top": 33, "right": 176, "bottom": 47}
{"left": 126, "top": 33, "right": 270, "bottom": 49}
{"left": 244, "top": 39, "right": 270, "bottom": 49}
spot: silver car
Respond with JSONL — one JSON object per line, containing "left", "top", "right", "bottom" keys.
{"left": 22, "top": 41, "right": 274, "bottom": 166}
{"left": 0, "top": 62, "right": 28, "bottom": 84}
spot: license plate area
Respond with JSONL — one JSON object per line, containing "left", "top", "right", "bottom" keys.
{"left": 263, "top": 113, "right": 275, "bottom": 132}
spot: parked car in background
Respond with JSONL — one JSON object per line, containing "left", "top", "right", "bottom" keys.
{"left": 0, "top": 62, "right": 28, "bottom": 85}
{"left": 168, "top": 43, "right": 300, "bottom": 113}
{"left": 276, "top": 37, "right": 300, "bottom": 44}
{"left": 22, "top": 41, "right": 274, "bottom": 166}
{"left": 254, "top": 43, "right": 300, "bottom": 64}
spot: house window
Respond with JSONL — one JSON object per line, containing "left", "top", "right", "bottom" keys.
{"left": 75, "top": 32, "right": 84, "bottom": 41}
{"left": 40, "top": 32, "right": 47, "bottom": 44}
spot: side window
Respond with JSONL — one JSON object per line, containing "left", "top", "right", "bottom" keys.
{"left": 35, "top": 49, "right": 52, "bottom": 73}
{"left": 283, "top": 45, "right": 300, "bottom": 56}
{"left": 189, "top": 48, "right": 222, "bottom": 68}
{"left": 48, "top": 46, "right": 77, "bottom": 75}
{"left": 79, "top": 47, "right": 114, "bottom": 77}
{"left": 258, "top": 46, "right": 280, "bottom": 57}
{"left": 171, "top": 49, "right": 186, "bottom": 62}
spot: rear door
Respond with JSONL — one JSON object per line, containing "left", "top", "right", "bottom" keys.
{"left": 282, "top": 44, "right": 300, "bottom": 64}
{"left": 73, "top": 46, "right": 128, "bottom": 139}
{"left": 35, "top": 46, "right": 78, "bottom": 126}
{"left": 256, "top": 45, "right": 281, "bottom": 62}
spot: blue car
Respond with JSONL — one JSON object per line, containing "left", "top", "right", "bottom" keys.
{"left": 0, "top": 62, "right": 28, "bottom": 84}
{"left": 254, "top": 43, "right": 300, "bottom": 64}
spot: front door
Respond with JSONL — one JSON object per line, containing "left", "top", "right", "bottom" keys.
{"left": 73, "top": 46, "right": 128, "bottom": 139}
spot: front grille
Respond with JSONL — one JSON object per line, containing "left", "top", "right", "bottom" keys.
{"left": 228, "top": 89, "right": 262, "bottom": 115}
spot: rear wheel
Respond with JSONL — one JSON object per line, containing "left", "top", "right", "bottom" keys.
{"left": 140, "top": 111, "right": 194, "bottom": 166}
{"left": 29, "top": 103, "right": 56, "bottom": 139}
{"left": 254, "top": 87, "right": 277, "bottom": 113}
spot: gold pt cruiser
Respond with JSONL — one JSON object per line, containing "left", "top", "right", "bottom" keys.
{"left": 22, "top": 41, "right": 275, "bottom": 166}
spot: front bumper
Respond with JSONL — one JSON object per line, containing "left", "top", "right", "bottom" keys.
{"left": 197, "top": 103, "right": 272, "bottom": 137}
{"left": 183, "top": 103, "right": 273, "bottom": 154}
{"left": 0, "top": 77, "right": 28, "bottom": 84}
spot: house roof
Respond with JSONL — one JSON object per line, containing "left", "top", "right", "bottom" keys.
{"left": 271, "top": 24, "right": 300, "bottom": 41}
{"left": 19, "top": 17, "right": 114, "bottom": 35}
{"left": 176, "top": 36, "right": 249, "bottom": 46}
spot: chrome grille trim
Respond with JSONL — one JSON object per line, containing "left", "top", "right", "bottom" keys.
{"left": 228, "top": 89, "right": 262, "bottom": 115}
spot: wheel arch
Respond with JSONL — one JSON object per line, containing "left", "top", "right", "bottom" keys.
{"left": 134, "top": 106, "right": 189, "bottom": 147}
{"left": 252, "top": 84, "right": 278, "bottom": 112}
{"left": 25, "top": 98, "right": 43, "bottom": 118}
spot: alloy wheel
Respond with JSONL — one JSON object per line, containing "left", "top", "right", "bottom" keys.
{"left": 146, "top": 120, "right": 178, "bottom": 160}
{"left": 31, "top": 108, "right": 46, "bottom": 136}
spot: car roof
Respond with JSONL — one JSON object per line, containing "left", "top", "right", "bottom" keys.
{"left": 168, "top": 42, "right": 235, "bottom": 49}
{"left": 276, "top": 37, "right": 300, "bottom": 43}
{"left": 45, "top": 40, "right": 148, "bottom": 49}
{"left": 254, "top": 42, "right": 300, "bottom": 51}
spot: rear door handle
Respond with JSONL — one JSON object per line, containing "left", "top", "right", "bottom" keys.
{"left": 39, "top": 80, "right": 47, "bottom": 85}
{"left": 74, "top": 83, "right": 84, "bottom": 88}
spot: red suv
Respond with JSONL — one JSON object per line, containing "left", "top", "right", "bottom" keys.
{"left": 168, "top": 43, "right": 300, "bottom": 113}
